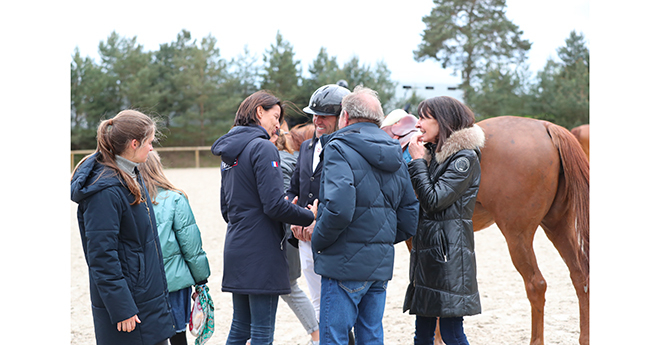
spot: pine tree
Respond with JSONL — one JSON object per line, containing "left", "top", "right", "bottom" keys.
{"left": 261, "top": 32, "right": 302, "bottom": 101}
{"left": 415, "top": 0, "right": 531, "bottom": 106}
{"left": 531, "top": 30, "right": 589, "bottom": 128}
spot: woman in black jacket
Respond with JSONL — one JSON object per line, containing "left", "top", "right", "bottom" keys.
{"left": 403, "top": 96, "right": 485, "bottom": 345}
{"left": 211, "top": 90, "right": 317, "bottom": 345}
{"left": 71, "top": 110, "right": 175, "bottom": 345}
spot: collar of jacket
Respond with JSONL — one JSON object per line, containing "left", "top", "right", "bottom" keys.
{"left": 255, "top": 124, "right": 270, "bottom": 137}
{"left": 320, "top": 122, "right": 377, "bottom": 147}
{"left": 433, "top": 125, "right": 486, "bottom": 164}
{"left": 307, "top": 135, "right": 320, "bottom": 149}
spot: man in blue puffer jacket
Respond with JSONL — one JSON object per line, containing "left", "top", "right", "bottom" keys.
{"left": 312, "top": 86, "right": 419, "bottom": 345}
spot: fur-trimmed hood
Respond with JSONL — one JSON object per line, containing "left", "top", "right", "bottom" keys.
{"left": 432, "top": 125, "right": 486, "bottom": 164}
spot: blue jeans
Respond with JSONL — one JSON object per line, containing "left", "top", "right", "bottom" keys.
{"left": 319, "top": 277, "right": 388, "bottom": 345}
{"left": 226, "top": 293, "right": 279, "bottom": 345}
{"left": 414, "top": 315, "right": 470, "bottom": 345}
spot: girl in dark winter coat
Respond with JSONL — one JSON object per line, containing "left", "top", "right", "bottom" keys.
{"left": 139, "top": 151, "right": 211, "bottom": 345}
{"left": 71, "top": 110, "right": 175, "bottom": 345}
{"left": 403, "top": 97, "right": 485, "bottom": 345}
{"left": 211, "top": 90, "right": 317, "bottom": 345}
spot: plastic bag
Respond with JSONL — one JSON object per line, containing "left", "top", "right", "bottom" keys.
{"left": 189, "top": 285, "right": 214, "bottom": 345}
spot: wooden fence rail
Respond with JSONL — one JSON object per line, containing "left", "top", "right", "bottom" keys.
{"left": 71, "top": 146, "right": 213, "bottom": 171}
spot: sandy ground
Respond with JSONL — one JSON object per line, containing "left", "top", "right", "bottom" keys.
{"left": 71, "top": 167, "right": 581, "bottom": 345}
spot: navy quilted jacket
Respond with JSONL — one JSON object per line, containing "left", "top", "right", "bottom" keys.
{"left": 71, "top": 153, "right": 175, "bottom": 345}
{"left": 311, "top": 122, "right": 419, "bottom": 281}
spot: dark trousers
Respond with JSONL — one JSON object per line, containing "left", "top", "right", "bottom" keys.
{"left": 414, "top": 315, "right": 470, "bottom": 345}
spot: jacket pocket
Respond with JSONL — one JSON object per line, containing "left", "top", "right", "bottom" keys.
{"left": 421, "top": 221, "right": 449, "bottom": 262}
{"left": 119, "top": 247, "right": 138, "bottom": 290}
{"left": 338, "top": 280, "right": 368, "bottom": 293}
{"left": 136, "top": 251, "right": 145, "bottom": 288}
{"left": 426, "top": 230, "right": 449, "bottom": 263}
{"left": 439, "top": 228, "right": 449, "bottom": 262}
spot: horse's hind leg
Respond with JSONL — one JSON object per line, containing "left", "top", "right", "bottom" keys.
{"left": 499, "top": 224, "right": 547, "bottom": 345}
{"left": 541, "top": 209, "right": 589, "bottom": 345}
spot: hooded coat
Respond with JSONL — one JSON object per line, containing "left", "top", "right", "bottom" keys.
{"left": 311, "top": 122, "right": 419, "bottom": 281}
{"left": 71, "top": 153, "right": 175, "bottom": 345}
{"left": 403, "top": 125, "right": 485, "bottom": 318}
{"left": 211, "top": 125, "right": 314, "bottom": 295}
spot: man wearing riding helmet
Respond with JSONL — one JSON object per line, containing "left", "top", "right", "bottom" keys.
{"left": 287, "top": 83, "right": 351, "bottom": 344}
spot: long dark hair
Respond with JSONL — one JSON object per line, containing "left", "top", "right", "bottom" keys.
{"left": 417, "top": 96, "right": 475, "bottom": 152}
{"left": 233, "top": 90, "right": 285, "bottom": 127}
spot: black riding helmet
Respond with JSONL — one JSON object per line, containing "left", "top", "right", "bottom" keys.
{"left": 303, "top": 84, "right": 351, "bottom": 116}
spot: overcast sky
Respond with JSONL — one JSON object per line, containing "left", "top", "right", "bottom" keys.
{"left": 68, "top": 0, "right": 589, "bottom": 87}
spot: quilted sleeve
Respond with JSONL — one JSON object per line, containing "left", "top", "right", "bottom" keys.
{"left": 408, "top": 150, "right": 479, "bottom": 215}
{"left": 172, "top": 193, "right": 211, "bottom": 284}
{"left": 82, "top": 188, "right": 138, "bottom": 324}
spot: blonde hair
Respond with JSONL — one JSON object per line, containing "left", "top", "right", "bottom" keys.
{"left": 71, "top": 109, "right": 157, "bottom": 205}
{"left": 138, "top": 151, "right": 187, "bottom": 205}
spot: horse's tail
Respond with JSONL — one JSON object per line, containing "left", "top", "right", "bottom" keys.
{"left": 547, "top": 123, "right": 590, "bottom": 275}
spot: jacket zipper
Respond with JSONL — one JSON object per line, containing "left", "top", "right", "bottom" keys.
{"left": 145, "top": 202, "right": 159, "bottom": 252}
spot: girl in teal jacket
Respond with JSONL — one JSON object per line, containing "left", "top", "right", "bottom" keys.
{"left": 139, "top": 151, "right": 211, "bottom": 345}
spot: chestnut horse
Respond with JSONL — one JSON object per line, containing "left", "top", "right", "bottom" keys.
{"left": 476, "top": 116, "right": 589, "bottom": 345}
{"left": 407, "top": 116, "right": 589, "bottom": 345}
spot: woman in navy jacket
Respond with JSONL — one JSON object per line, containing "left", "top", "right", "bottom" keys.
{"left": 211, "top": 90, "right": 317, "bottom": 345}
{"left": 71, "top": 110, "right": 175, "bottom": 345}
